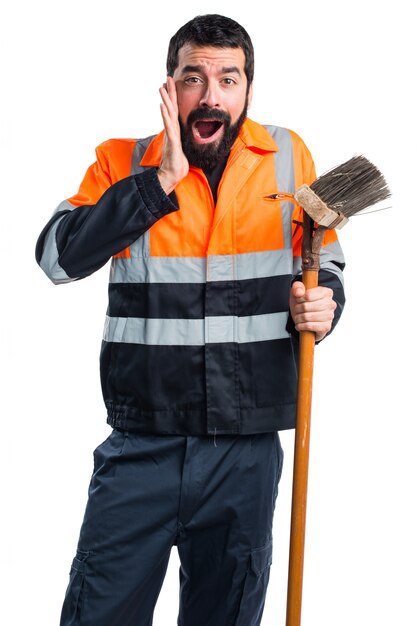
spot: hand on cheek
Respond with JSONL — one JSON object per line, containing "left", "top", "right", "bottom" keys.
{"left": 157, "top": 77, "right": 189, "bottom": 194}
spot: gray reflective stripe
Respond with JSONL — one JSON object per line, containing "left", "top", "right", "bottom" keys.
{"left": 103, "top": 315, "right": 203, "bottom": 345}
{"left": 39, "top": 211, "right": 77, "bottom": 284}
{"left": 207, "top": 249, "right": 292, "bottom": 281}
{"left": 292, "top": 240, "right": 345, "bottom": 284}
{"left": 53, "top": 199, "right": 77, "bottom": 215}
{"left": 109, "top": 255, "right": 206, "bottom": 283}
{"left": 130, "top": 137, "right": 154, "bottom": 175}
{"left": 129, "top": 230, "right": 150, "bottom": 259}
{"left": 293, "top": 257, "right": 302, "bottom": 277}
{"left": 103, "top": 312, "right": 290, "bottom": 345}
{"left": 205, "top": 312, "right": 290, "bottom": 343}
{"left": 264, "top": 126, "right": 295, "bottom": 194}
{"left": 264, "top": 126, "right": 295, "bottom": 249}
{"left": 126, "top": 137, "right": 154, "bottom": 260}
{"left": 318, "top": 240, "right": 345, "bottom": 284}
{"left": 109, "top": 249, "right": 293, "bottom": 284}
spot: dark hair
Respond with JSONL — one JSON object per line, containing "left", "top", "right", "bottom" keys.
{"left": 166, "top": 14, "right": 254, "bottom": 86}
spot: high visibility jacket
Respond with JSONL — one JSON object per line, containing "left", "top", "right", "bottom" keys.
{"left": 36, "top": 119, "right": 345, "bottom": 435}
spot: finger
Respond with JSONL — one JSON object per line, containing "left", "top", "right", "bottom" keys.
{"left": 160, "top": 110, "right": 180, "bottom": 153}
{"left": 295, "top": 321, "right": 332, "bottom": 331}
{"left": 166, "top": 76, "right": 179, "bottom": 112}
{"left": 160, "top": 90, "right": 180, "bottom": 135}
{"left": 159, "top": 101, "right": 172, "bottom": 129}
{"left": 303, "top": 286, "right": 334, "bottom": 302}
{"left": 159, "top": 85, "right": 173, "bottom": 111}
{"left": 295, "top": 320, "right": 333, "bottom": 336}
{"left": 293, "top": 308, "right": 335, "bottom": 325}
{"left": 166, "top": 75, "right": 175, "bottom": 92}
{"left": 292, "top": 298, "right": 336, "bottom": 315}
{"left": 159, "top": 96, "right": 179, "bottom": 139}
{"left": 296, "top": 327, "right": 330, "bottom": 342}
{"left": 291, "top": 281, "right": 305, "bottom": 301}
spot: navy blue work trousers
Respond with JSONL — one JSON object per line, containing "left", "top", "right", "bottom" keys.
{"left": 61, "top": 429, "right": 284, "bottom": 626}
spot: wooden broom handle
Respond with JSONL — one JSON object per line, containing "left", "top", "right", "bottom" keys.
{"left": 286, "top": 268, "right": 318, "bottom": 626}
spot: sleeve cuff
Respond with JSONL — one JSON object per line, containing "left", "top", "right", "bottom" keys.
{"left": 134, "top": 167, "right": 179, "bottom": 218}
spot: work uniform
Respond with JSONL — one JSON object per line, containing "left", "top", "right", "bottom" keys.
{"left": 36, "top": 119, "right": 345, "bottom": 625}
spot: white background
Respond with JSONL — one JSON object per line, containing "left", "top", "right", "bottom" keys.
{"left": 2, "top": 0, "right": 417, "bottom": 624}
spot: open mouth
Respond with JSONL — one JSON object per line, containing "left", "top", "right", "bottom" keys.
{"left": 192, "top": 120, "right": 224, "bottom": 144}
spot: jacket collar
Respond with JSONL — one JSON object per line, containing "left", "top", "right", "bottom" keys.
{"left": 139, "top": 118, "right": 278, "bottom": 167}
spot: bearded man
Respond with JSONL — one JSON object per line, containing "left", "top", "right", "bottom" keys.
{"left": 36, "top": 13, "right": 345, "bottom": 626}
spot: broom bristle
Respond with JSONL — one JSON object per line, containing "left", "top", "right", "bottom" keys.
{"left": 310, "top": 155, "right": 391, "bottom": 218}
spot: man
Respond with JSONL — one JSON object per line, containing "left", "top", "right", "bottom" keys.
{"left": 36, "top": 14, "right": 344, "bottom": 626}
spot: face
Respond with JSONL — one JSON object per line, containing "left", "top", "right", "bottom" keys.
{"left": 172, "top": 44, "right": 253, "bottom": 169}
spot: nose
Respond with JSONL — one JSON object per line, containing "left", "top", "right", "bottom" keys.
{"left": 199, "top": 81, "right": 220, "bottom": 108}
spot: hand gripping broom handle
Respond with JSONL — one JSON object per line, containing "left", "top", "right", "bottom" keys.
{"left": 286, "top": 214, "right": 327, "bottom": 626}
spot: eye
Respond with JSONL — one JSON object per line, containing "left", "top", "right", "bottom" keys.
{"left": 184, "top": 76, "right": 203, "bottom": 84}
{"left": 222, "top": 78, "right": 236, "bottom": 86}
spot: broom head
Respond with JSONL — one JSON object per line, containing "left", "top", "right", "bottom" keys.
{"left": 294, "top": 155, "right": 391, "bottom": 229}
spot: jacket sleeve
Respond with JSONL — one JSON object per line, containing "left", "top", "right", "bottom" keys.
{"left": 286, "top": 131, "right": 346, "bottom": 339}
{"left": 35, "top": 144, "right": 178, "bottom": 284}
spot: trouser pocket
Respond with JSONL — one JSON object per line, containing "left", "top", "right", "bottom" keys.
{"left": 60, "top": 549, "right": 89, "bottom": 625}
{"left": 235, "top": 539, "right": 273, "bottom": 626}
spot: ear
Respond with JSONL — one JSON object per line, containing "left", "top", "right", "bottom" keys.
{"left": 247, "top": 83, "right": 253, "bottom": 108}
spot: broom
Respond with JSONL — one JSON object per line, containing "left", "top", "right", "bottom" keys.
{"left": 284, "top": 155, "right": 391, "bottom": 626}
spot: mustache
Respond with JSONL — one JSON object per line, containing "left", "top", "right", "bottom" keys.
{"left": 186, "top": 107, "right": 231, "bottom": 126}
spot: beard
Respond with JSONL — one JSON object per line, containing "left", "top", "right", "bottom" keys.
{"left": 179, "top": 97, "right": 249, "bottom": 171}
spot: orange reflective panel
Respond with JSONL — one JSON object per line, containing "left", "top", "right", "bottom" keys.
{"left": 149, "top": 170, "right": 215, "bottom": 257}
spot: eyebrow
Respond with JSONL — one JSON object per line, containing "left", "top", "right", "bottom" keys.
{"left": 181, "top": 64, "right": 242, "bottom": 76}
